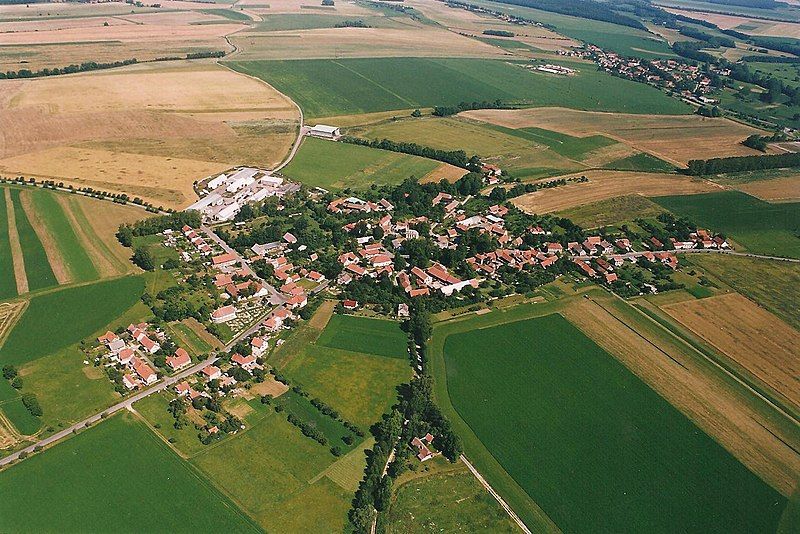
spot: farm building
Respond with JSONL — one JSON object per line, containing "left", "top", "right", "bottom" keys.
{"left": 307, "top": 124, "right": 341, "bottom": 139}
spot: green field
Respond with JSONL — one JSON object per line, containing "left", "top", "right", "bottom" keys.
{"left": 168, "top": 321, "right": 213, "bottom": 356}
{"left": 226, "top": 57, "right": 690, "bottom": 118}
{"left": 191, "top": 407, "right": 359, "bottom": 531}
{"left": 249, "top": 13, "right": 404, "bottom": 31}
{"left": 653, "top": 191, "right": 800, "bottom": 258}
{"left": 383, "top": 459, "right": 518, "bottom": 533}
{"left": 28, "top": 188, "right": 99, "bottom": 282}
{"left": 281, "top": 137, "right": 440, "bottom": 189}
{"left": 0, "top": 397, "right": 41, "bottom": 435}
{"left": 507, "top": 126, "right": 618, "bottom": 160}
{"left": 134, "top": 392, "right": 210, "bottom": 457}
{"left": 603, "top": 152, "right": 676, "bottom": 172}
{"left": 0, "top": 190, "right": 16, "bottom": 300}
{"left": 441, "top": 313, "right": 786, "bottom": 533}
{"left": 0, "top": 413, "right": 260, "bottom": 532}
{"left": 201, "top": 8, "right": 253, "bottom": 21}
{"left": 0, "top": 276, "right": 145, "bottom": 366}
{"left": 8, "top": 188, "right": 57, "bottom": 291}
{"left": 317, "top": 314, "right": 408, "bottom": 359}
{"left": 687, "top": 254, "right": 800, "bottom": 330}
{"left": 556, "top": 195, "right": 667, "bottom": 228}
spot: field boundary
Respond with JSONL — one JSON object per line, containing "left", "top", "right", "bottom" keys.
{"left": 461, "top": 454, "right": 531, "bottom": 534}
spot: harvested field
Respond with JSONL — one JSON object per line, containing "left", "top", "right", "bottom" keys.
{"left": 0, "top": 189, "right": 18, "bottom": 299}
{"left": 0, "top": 300, "right": 25, "bottom": 346}
{"left": 229, "top": 25, "right": 504, "bottom": 60}
{"left": 664, "top": 8, "right": 800, "bottom": 39}
{"left": 421, "top": 163, "right": 468, "bottom": 183}
{"left": 463, "top": 107, "right": 769, "bottom": 165}
{"left": 555, "top": 194, "right": 667, "bottom": 228}
{"left": 0, "top": 62, "right": 299, "bottom": 208}
{"left": 8, "top": 188, "right": 57, "bottom": 291}
{"left": 661, "top": 293, "right": 800, "bottom": 412}
{"left": 238, "top": 0, "right": 375, "bottom": 15}
{"left": 511, "top": 170, "right": 716, "bottom": 214}
{"left": 735, "top": 176, "right": 800, "bottom": 202}
{"left": 18, "top": 190, "right": 69, "bottom": 285}
{"left": 248, "top": 379, "right": 290, "bottom": 398}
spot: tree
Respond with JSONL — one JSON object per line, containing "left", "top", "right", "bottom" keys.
{"left": 374, "top": 476, "right": 393, "bottom": 511}
{"left": 411, "top": 109, "right": 422, "bottom": 117}
{"left": 2, "top": 365, "right": 17, "bottom": 380}
{"left": 132, "top": 247, "right": 155, "bottom": 271}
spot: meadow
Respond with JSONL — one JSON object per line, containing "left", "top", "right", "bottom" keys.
{"left": 0, "top": 397, "right": 41, "bottom": 436}
{"left": 0, "top": 413, "right": 261, "bottom": 533}
{"left": 316, "top": 314, "right": 408, "bottom": 359}
{"left": 167, "top": 320, "right": 214, "bottom": 356}
{"left": 441, "top": 313, "right": 786, "bottom": 533}
{"left": 0, "top": 275, "right": 145, "bottom": 366}
{"left": 555, "top": 195, "right": 667, "bottom": 228}
{"left": 653, "top": 191, "right": 800, "bottom": 258}
{"left": 225, "top": 57, "right": 690, "bottom": 118}
{"left": 0, "top": 190, "right": 16, "bottom": 300}
{"left": 281, "top": 137, "right": 442, "bottom": 189}
{"left": 8, "top": 188, "right": 57, "bottom": 291}
{"left": 602, "top": 152, "right": 676, "bottom": 173}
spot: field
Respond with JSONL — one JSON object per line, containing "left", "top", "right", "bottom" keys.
{"left": 661, "top": 293, "right": 800, "bottom": 412}
{"left": 0, "top": 301, "right": 25, "bottom": 346}
{"left": 464, "top": 107, "right": 768, "bottom": 165}
{"left": 0, "top": 276, "right": 145, "bottom": 366}
{"left": 316, "top": 314, "right": 408, "bottom": 359}
{"left": 0, "top": 190, "right": 17, "bottom": 299}
{"left": 512, "top": 169, "right": 716, "bottom": 214}
{"left": 0, "top": 397, "right": 41, "bottom": 436}
{"left": 665, "top": 8, "right": 800, "bottom": 38}
{"left": 714, "top": 170, "right": 800, "bottom": 203}
{"left": 653, "top": 191, "right": 800, "bottom": 258}
{"left": 382, "top": 457, "right": 518, "bottom": 533}
{"left": 225, "top": 57, "right": 691, "bottom": 119}
{"left": 555, "top": 195, "right": 667, "bottom": 228}
{"left": 687, "top": 254, "right": 800, "bottom": 330}
{"left": 0, "top": 61, "right": 299, "bottom": 209}
{"left": 281, "top": 137, "right": 445, "bottom": 189}
{"left": 167, "top": 320, "right": 215, "bottom": 356}
{"left": 602, "top": 152, "right": 676, "bottom": 173}
{"left": 0, "top": 413, "right": 260, "bottom": 532}
{"left": 7, "top": 188, "right": 57, "bottom": 292}
{"left": 440, "top": 313, "right": 786, "bottom": 532}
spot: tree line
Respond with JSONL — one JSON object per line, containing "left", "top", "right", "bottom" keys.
{"left": 685, "top": 151, "right": 800, "bottom": 175}
{"left": 432, "top": 99, "right": 510, "bottom": 117}
{"left": 341, "top": 136, "right": 481, "bottom": 169}
{"left": 491, "top": 0, "right": 645, "bottom": 30}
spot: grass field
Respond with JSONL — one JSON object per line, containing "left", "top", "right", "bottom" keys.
{"left": 281, "top": 137, "right": 442, "bottom": 189}
{"left": 602, "top": 152, "right": 676, "bottom": 172}
{"left": 316, "top": 314, "right": 408, "bottom": 359}
{"left": 226, "top": 57, "right": 690, "bottom": 118}
{"left": 686, "top": 254, "right": 800, "bottom": 330}
{"left": 0, "top": 413, "right": 260, "bottom": 532}
{"left": 555, "top": 195, "right": 667, "bottom": 228}
{"left": 653, "top": 191, "right": 800, "bottom": 258}
{"left": 8, "top": 188, "right": 57, "bottom": 291}
{"left": 0, "top": 276, "right": 144, "bottom": 366}
{"left": 167, "top": 320, "right": 213, "bottom": 357}
{"left": 0, "top": 397, "right": 41, "bottom": 435}
{"left": 134, "top": 392, "right": 210, "bottom": 458}
{"left": 0, "top": 190, "right": 15, "bottom": 300}
{"left": 441, "top": 313, "right": 786, "bottom": 532}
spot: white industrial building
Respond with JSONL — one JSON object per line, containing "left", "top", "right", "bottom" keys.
{"left": 307, "top": 124, "right": 341, "bottom": 139}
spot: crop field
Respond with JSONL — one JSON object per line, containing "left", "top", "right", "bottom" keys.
{"left": 281, "top": 137, "right": 442, "bottom": 189}
{"left": 0, "top": 62, "right": 299, "bottom": 208}
{"left": 7, "top": 188, "right": 57, "bottom": 292}
{"left": 0, "top": 398, "right": 41, "bottom": 436}
{"left": 730, "top": 175, "right": 800, "bottom": 203}
{"left": 687, "top": 254, "right": 800, "bottom": 330}
{"left": 225, "top": 57, "right": 690, "bottom": 119}
{"left": 555, "top": 195, "right": 667, "bottom": 228}
{"left": 0, "top": 190, "right": 16, "bottom": 300}
{"left": 512, "top": 169, "right": 715, "bottom": 214}
{"left": 602, "top": 152, "right": 676, "bottom": 173}
{"left": 464, "top": 107, "right": 766, "bottom": 165}
{"left": 191, "top": 408, "right": 361, "bottom": 532}
{"left": 653, "top": 191, "right": 800, "bottom": 258}
{"left": 317, "top": 314, "right": 408, "bottom": 359}
{"left": 661, "top": 293, "right": 800, "bottom": 412}
{"left": 440, "top": 313, "right": 786, "bottom": 533}
{"left": 383, "top": 457, "right": 518, "bottom": 533}
{"left": 664, "top": 8, "right": 800, "bottom": 38}
{"left": 0, "top": 275, "right": 144, "bottom": 366}
{"left": 0, "top": 413, "right": 260, "bottom": 532}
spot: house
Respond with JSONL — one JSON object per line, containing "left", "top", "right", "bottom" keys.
{"left": 202, "top": 365, "right": 222, "bottom": 381}
{"left": 398, "top": 303, "right": 410, "bottom": 318}
{"left": 98, "top": 331, "right": 118, "bottom": 345}
{"left": 251, "top": 337, "right": 268, "bottom": 357}
{"left": 122, "top": 374, "right": 138, "bottom": 390}
{"left": 134, "top": 360, "right": 157, "bottom": 385}
{"left": 307, "top": 124, "right": 341, "bottom": 139}
{"left": 211, "top": 305, "right": 237, "bottom": 324}
{"left": 232, "top": 353, "right": 258, "bottom": 371}
{"left": 286, "top": 293, "right": 308, "bottom": 310}
{"left": 139, "top": 335, "right": 160, "bottom": 355}
{"left": 212, "top": 253, "right": 238, "bottom": 268}
{"left": 116, "top": 347, "right": 135, "bottom": 366}
{"left": 283, "top": 232, "right": 298, "bottom": 244}
{"left": 307, "top": 271, "right": 325, "bottom": 282}
{"left": 411, "top": 433, "right": 435, "bottom": 462}
{"left": 166, "top": 348, "right": 191, "bottom": 372}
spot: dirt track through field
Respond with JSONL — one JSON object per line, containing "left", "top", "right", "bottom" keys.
{"left": 564, "top": 296, "right": 800, "bottom": 496}
{"left": 661, "top": 293, "right": 800, "bottom": 413}
{"left": 18, "top": 189, "right": 69, "bottom": 284}
{"left": 4, "top": 188, "right": 27, "bottom": 294}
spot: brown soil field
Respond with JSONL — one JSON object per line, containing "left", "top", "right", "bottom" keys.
{"left": 564, "top": 295, "right": 800, "bottom": 496}
{"left": 511, "top": 170, "right": 717, "bottom": 214}
{"left": 18, "top": 190, "right": 69, "bottom": 284}
{"left": 736, "top": 176, "right": 800, "bottom": 202}
{"left": 247, "top": 379, "right": 290, "bottom": 399}
{"left": 230, "top": 26, "right": 505, "bottom": 60}
{"left": 4, "top": 188, "right": 27, "bottom": 295}
{"left": 665, "top": 8, "right": 800, "bottom": 39}
{"left": 238, "top": 0, "right": 374, "bottom": 15}
{"left": 662, "top": 293, "right": 800, "bottom": 413}
{"left": 421, "top": 163, "right": 469, "bottom": 184}
{"left": 307, "top": 299, "right": 336, "bottom": 330}
{"left": 463, "top": 107, "right": 770, "bottom": 165}
{"left": 0, "top": 62, "right": 300, "bottom": 208}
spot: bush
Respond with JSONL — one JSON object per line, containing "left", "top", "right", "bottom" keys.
{"left": 21, "top": 393, "right": 42, "bottom": 417}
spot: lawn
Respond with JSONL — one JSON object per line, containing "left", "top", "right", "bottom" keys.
{"left": 281, "top": 137, "right": 440, "bottom": 189}
{"left": 28, "top": 188, "right": 99, "bottom": 282}
{"left": 226, "top": 57, "right": 690, "bottom": 118}
{"left": 191, "top": 409, "right": 359, "bottom": 532}
{"left": 687, "top": 254, "right": 800, "bottom": 330}
{"left": 0, "top": 397, "right": 41, "bottom": 435}
{"left": 9, "top": 188, "right": 57, "bottom": 291}
{"left": 441, "top": 313, "right": 786, "bottom": 533}
{"left": 603, "top": 152, "right": 676, "bottom": 173}
{"left": 317, "top": 314, "right": 408, "bottom": 359}
{"left": 0, "top": 413, "right": 260, "bottom": 533}
{"left": 0, "top": 275, "right": 145, "bottom": 366}
{"left": 653, "top": 191, "right": 800, "bottom": 258}
{"left": 0, "top": 190, "right": 16, "bottom": 300}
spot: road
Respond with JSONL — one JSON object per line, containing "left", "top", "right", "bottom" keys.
{"left": 617, "top": 248, "right": 800, "bottom": 263}
{"left": 461, "top": 455, "right": 532, "bottom": 534}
